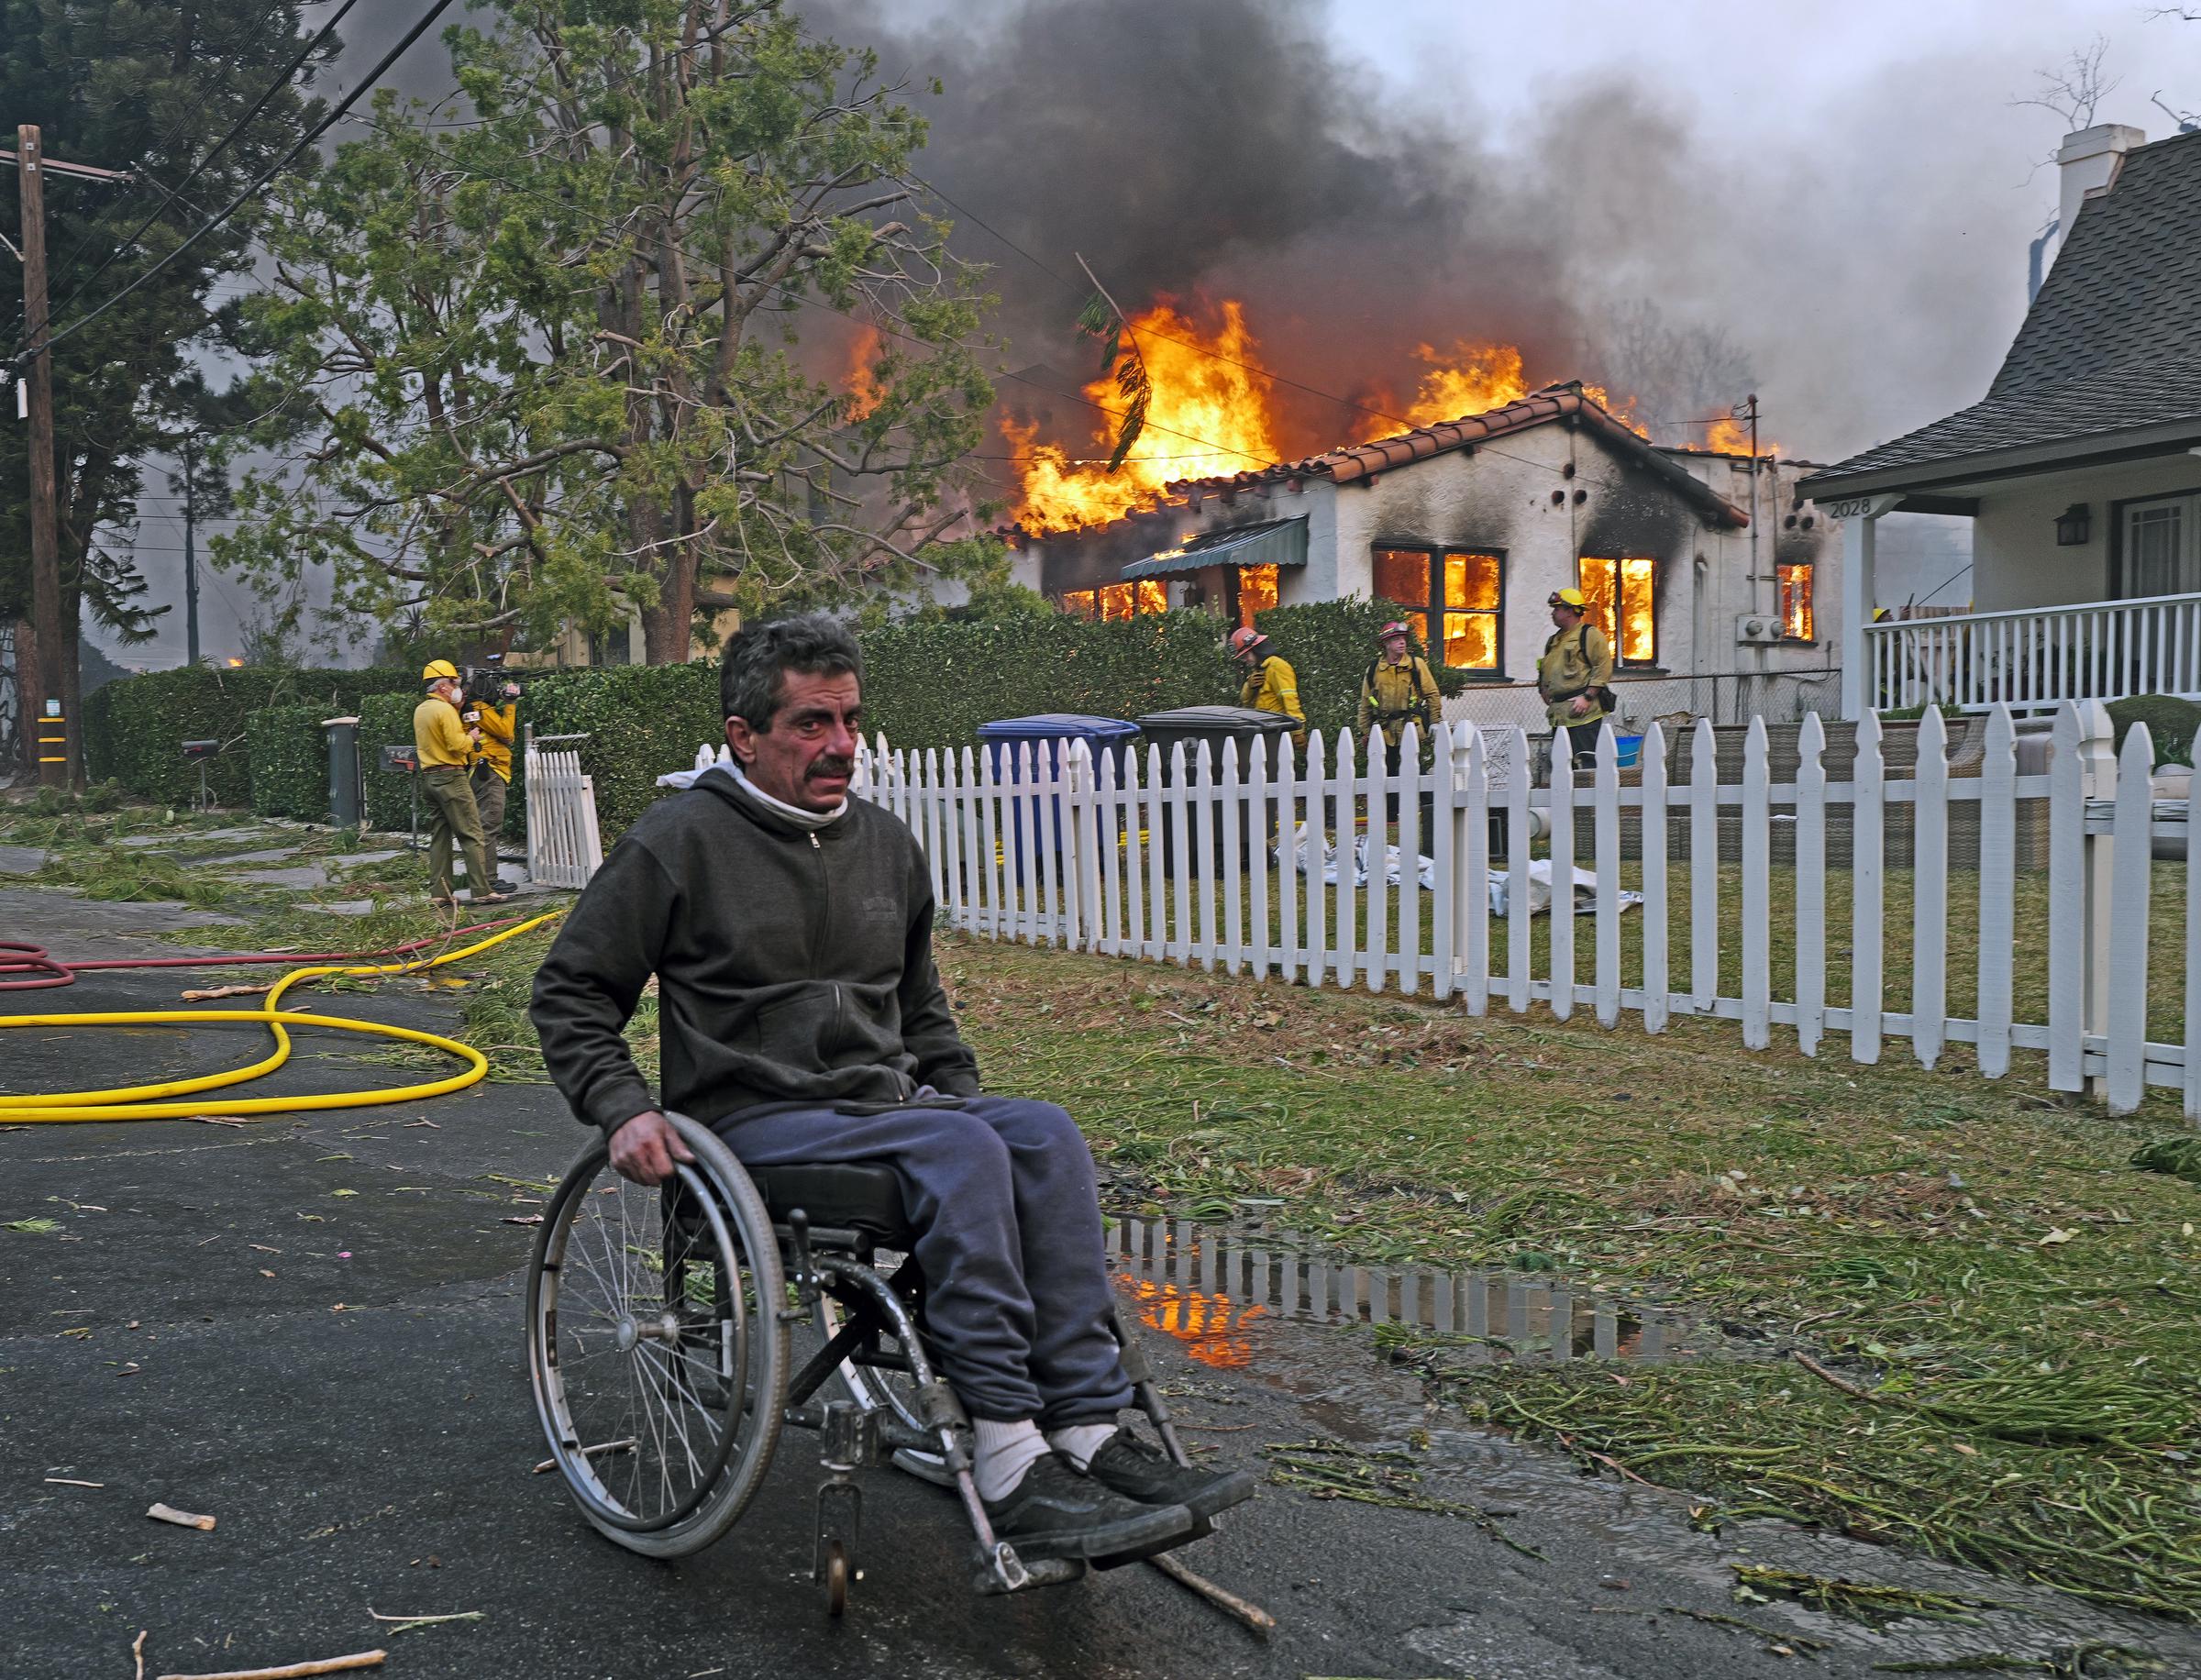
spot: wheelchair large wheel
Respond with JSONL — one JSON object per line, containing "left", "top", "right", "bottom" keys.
{"left": 526, "top": 1113, "right": 789, "bottom": 1559}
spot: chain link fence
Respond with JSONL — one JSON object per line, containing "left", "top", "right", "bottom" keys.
{"left": 1441, "top": 665, "right": 1842, "bottom": 736}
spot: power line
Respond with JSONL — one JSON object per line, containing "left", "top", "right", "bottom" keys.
{"left": 12, "top": 0, "right": 460, "bottom": 370}
{"left": 41, "top": 0, "right": 363, "bottom": 325}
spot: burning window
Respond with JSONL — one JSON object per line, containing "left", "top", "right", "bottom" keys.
{"left": 1576, "top": 557, "right": 1656, "bottom": 665}
{"left": 1058, "top": 582, "right": 1166, "bottom": 622}
{"left": 1372, "top": 547, "right": 1502, "bottom": 669}
{"left": 1235, "top": 563, "right": 1278, "bottom": 627}
{"left": 1777, "top": 562, "right": 1815, "bottom": 641}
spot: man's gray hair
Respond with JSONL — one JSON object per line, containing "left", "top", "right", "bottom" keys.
{"left": 720, "top": 613, "right": 863, "bottom": 728}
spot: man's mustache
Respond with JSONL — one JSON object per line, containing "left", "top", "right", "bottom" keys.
{"left": 808, "top": 757, "right": 855, "bottom": 779}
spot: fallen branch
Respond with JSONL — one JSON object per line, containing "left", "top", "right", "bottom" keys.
{"left": 133, "top": 1630, "right": 147, "bottom": 1680}
{"left": 147, "top": 1502, "right": 216, "bottom": 1531}
{"left": 1794, "top": 1350, "right": 1880, "bottom": 1401}
{"left": 155, "top": 1653, "right": 384, "bottom": 1680}
{"left": 181, "top": 983, "right": 276, "bottom": 1001}
{"left": 1145, "top": 1553, "right": 1275, "bottom": 1641}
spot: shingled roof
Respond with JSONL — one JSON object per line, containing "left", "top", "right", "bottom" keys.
{"left": 1807, "top": 128, "right": 2201, "bottom": 497}
{"left": 1165, "top": 383, "right": 1750, "bottom": 528}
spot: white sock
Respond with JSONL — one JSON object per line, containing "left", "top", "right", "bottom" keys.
{"left": 1047, "top": 1421, "right": 1119, "bottom": 1471}
{"left": 973, "top": 1418, "right": 1050, "bottom": 1502}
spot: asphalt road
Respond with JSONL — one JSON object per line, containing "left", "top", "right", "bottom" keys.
{"left": 4, "top": 889, "right": 2196, "bottom": 1680}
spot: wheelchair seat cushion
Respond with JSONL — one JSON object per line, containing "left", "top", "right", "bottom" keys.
{"left": 744, "top": 1160, "right": 914, "bottom": 1249}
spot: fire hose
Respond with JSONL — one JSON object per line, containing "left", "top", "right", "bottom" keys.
{"left": 0, "top": 913, "right": 563, "bottom": 1124}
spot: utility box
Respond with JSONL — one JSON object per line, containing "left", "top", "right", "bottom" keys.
{"left": 1132, "top": 705, "right": 1298, "bottom": 876}
{"left": 323, "top": 716, "right": 361, "bottom": 829}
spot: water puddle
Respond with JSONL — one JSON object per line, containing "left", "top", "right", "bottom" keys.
{"left": 1104, "top": 1211, "right": 1723, "bottom": 1374}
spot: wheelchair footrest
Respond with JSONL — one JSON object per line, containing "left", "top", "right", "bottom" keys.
{"left": 973, "top": 1543, "right": 1086, "bottom": 1596}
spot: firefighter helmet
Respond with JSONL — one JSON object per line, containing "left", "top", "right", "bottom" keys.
{"left": 1548, "top": 588, "right": 1587, "bottom": 610}
{"left": 421, "top": 658, "right": 459, "bottom": 682}
{"left": 1377, "top": 620, "right": 1412, "bottom": 643}
{"left": 1226, "top": 626, "right": 1268, "bottom": 657}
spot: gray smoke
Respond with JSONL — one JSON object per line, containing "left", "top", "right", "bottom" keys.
{"left": 804, "top": 0, "right": 2081, "bottom": 465}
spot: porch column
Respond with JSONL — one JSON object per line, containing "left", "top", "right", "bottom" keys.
{"left": 1836, "top": 494, "right": 1900, "bottom": 721}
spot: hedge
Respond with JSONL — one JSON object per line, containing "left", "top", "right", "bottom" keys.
{"left": 245, "top": 703, "right": 337, "bottom": 821}
{"left": 85, "top": 665, "right": 409, "bottom": 807}
{"left": 2107, "top": 695, "right": 2201, "bottom": 771}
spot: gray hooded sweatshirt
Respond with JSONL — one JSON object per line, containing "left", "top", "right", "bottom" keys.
{"left": 529, "top": 765, "right": 980, "bottom": 1138}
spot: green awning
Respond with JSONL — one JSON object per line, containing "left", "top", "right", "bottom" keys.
{"left": 1123, "top": 516, "right": 1308, "bottom": 581}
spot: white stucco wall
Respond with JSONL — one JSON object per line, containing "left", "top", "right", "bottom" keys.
{"left": 1971, "top": 454, "right": 2201, "bottom": 612}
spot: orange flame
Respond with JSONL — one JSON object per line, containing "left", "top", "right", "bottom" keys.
{"left": 1010, "top": 301, "right": 1279, "bottom": 534}
{"left": 844, "top": 326, "right": 885, "bottom": 422}
{"left": 1702, "top": 414, "right": 1780, "bottom": 457}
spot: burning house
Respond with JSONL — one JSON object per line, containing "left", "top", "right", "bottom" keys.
{"left": 1004, "top": 370, "right": 1846, "bottom": 729}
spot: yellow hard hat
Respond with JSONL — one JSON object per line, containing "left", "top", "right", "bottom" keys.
{"left": 1549, "top": 588, "right": 1587, "bottom": 610}
{"left": 422, "top": 658, "right": 459, "bottom": 681}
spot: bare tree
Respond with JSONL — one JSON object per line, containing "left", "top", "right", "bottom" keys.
{"left": 2013, "top": 34, "right": 2119, "bottom": 132}
{"left": 1592, "top": 301, "right": 1756, "bottom": 448}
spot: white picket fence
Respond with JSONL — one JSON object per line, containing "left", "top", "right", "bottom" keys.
{"left": 851, "top": 702, "right": 2198, "bottom": 1120}
{"left": 525, "top": 735, "right": 603, "bottom": 890}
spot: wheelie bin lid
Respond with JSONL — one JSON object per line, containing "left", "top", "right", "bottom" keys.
{"left": 1133, "top": 705, "right": 1296, "bottom": 735}
{"left": 976, "top": 713, "right": 1143, "bottom": 740}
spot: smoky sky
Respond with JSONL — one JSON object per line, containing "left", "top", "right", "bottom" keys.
{"left": 801, "top": 0, "right": 2124, "bottom": 465}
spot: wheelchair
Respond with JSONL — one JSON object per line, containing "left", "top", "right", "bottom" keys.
{"left": 524, "top": 1110, "right": 1201, "bottom": 1616}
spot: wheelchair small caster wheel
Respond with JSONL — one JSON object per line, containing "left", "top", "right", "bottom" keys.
{"left": 823, "top": 1539, "right": 850, "bottom": 1617}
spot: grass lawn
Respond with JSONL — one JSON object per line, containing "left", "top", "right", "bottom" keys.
{"left": 8, "top": 790, "right": 2200, "bottom": 1620}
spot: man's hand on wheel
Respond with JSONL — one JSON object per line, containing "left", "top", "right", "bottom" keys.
{"left": 609, "top": 1110, "right": 695, "bottom": 1186}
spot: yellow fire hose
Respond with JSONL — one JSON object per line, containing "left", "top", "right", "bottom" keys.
{"left": 0, "top": 912, "right": 562, "bottom": 1123}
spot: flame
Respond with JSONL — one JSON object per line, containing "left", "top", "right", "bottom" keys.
{"left": 1123, "top": 1277, "right": 1265, "bottom": 1370}
{"left": 1009, "top": 300, "right": 1279, "bottom": 534}
{"left": 844, "top": 326, "right": 885, "bottom": 422}
{"left": 1377, "top": 340, "right": 1646, "bottom": 438}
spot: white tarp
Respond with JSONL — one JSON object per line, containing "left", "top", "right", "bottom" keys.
{"left": 1277, "top": 826, "right": 1639, "bottom": 916}
{"left": 1487, "top": 859, "right": 1642, "bottom": 918}
{"left": 658, "top": 743, "right": 731, "bottom": 790}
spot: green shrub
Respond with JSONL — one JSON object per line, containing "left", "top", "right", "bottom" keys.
{"left": 86, "top": 666, "right": 409, "bottom": 807}
{"left": 2107, "top": 695, "right": 2201, "bottom": 770}
{"left": 246, "top": 703, "right": 336, "bottom": 821}
{"left": 360, "top": 692, "right": 426, "bottom": 834}
{"left": 515, "top": 663, "right": 723, "bottom": 841}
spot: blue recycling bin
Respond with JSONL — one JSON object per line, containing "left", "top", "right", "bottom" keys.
{"left": 977, "top": 713, "right": 1142, "bottom": 868}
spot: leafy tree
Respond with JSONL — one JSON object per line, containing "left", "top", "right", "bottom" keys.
{"left": 0, "top": 0, "right": 337, "bottom": 773}
{"left": 221, "top": 0, "right": 1003, "bottom": 665}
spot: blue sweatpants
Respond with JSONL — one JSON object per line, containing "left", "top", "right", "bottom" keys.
{"left": 713, "top": 1096, "right": 1134, "bottom": 1424}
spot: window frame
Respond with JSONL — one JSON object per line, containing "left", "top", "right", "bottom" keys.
{"left": 2110, "top": 487, "right": 2201, "bottom": 600}
{"left": 1368, "top": 544, "right": 1508, "bottom": 676}
{"left": 1575, "top": 554, "right": 1660, "bottom": 669}
{"left": 1776, "top": 560, "right": 1816, "bottom": 644}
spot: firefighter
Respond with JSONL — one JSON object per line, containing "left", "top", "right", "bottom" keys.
{"left": 1227, "top": 625, "right": 1306, "bottom": 750}
{"left": 1357, "top": 619, "right": 1443, "bottom": 821}
{"left": 1537, "top": 588, "right": 1615, "bottom": 770}
{"left": 414, "top": 660, "right": 509, "bottom": 909}
{"left": 463, "top": 672, "right": 522, "bottom": 847}
{"left": 1356, "top": 621, "right": 1443, "bottom": 765}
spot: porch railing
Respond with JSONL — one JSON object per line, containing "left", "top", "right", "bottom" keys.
{"left": 1864, "top": 591, "right": 2201, "bottom": 713}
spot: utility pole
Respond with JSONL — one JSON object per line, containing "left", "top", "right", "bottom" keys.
{"left": 17, "top": 125, "right": 66, "bottom": 787}
{"left": 182, "top": 430, "right": 201, "bottom": 666}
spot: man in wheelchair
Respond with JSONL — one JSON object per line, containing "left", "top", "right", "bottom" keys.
{"left": 531, "top": 614, "right": 1253, "bottom": 1570}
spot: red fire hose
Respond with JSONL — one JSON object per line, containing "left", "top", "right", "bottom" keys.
{"left": 0, "top": 916, "right": 534, "bottom": 992}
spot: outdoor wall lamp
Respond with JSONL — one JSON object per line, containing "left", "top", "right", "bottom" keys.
{"left": 2055, "top": 503, "right": 2091, "bottom": 546}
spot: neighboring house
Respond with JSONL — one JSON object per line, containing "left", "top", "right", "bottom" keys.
{"left": 1007, "top": 382, "right": 1845, "bottom": 727}
{"left": 1805, "top": 124, "right": 2201, "bottom": 720}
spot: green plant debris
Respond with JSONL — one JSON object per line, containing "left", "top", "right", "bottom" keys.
{"left": 1661, "top": 1605, "right": 1831, "bottom": 1654}
{"left": 3, "top": 1219, "right": 61, "bottom": 1234}
{"left": 1731, "top": 1564, "right": 2005, "bottom": 1627}
{"left": 1260, "top": 1438, "right": 1543, "bottom": 1559}
{"left": 2130, "top": 1137, "right": 2201, "bottom": 1186}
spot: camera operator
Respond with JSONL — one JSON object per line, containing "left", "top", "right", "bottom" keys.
{"left": 461, "top": 658, "right": 522, "bottom": 846}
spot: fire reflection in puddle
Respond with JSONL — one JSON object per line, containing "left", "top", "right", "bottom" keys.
{"left": 1106, "top": 1215, "right": 1709, "bottom": 1370}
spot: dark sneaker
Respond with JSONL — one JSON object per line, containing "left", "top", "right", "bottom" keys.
{"left": 1084, "top": 1429, "right": 1256, "bottom": 1521}
{"left": 982, "top": 1453, "right": 1193, "bottom": 1566}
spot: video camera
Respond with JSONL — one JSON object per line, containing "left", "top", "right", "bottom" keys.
{"left": 461, "top": 652, "right": 528, "bottom": 710}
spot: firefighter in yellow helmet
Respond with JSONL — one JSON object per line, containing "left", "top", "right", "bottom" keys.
{"left": 1228, "top": 625, "right": 1306, "bottom": 750}
{"left": 413, "top": 659, "right": 508, "bottom": 909}
{"left": 1538, "top": 588, "right": 1614, "bottom": 770}
{"left": 1357, "top": 619, "right": 1443, "bottom": 820}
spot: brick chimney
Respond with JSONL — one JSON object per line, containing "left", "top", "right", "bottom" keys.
{"left": 2056, "top": 122, "right": 2146, "bottom": 250}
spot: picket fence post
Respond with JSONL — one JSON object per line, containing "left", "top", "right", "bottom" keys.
{"left": 1975, "top": 707, "right": 2017, "bottom": 1079}
{"left": 1793, "top": 712, "right": 1826, "bottom": 1057}
{"left": 1640, "top": 723, "right": 1670, "bottom": 1035}
{"left": 1740, "top": 717, "right": 1770, "bottom": 1051}
{"left": 1593, "top": 724, "right": 1621, "bottom": 1029}
{"left": 1548, "top": 735, "right": 1575, "bottom": 1021}
{"left": 1911, "top": 706, "right": 1949, "bottom": 1071}
{"left": 2106, "top": 724, "right": 2155, "bottom": 1113}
